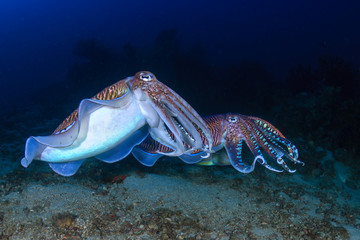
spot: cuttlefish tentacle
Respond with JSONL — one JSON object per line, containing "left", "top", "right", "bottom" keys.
{"left": 165, "top": 86, "right": 213, "bottom": 151}
{"left": 160, "top": 98, "right": 203, "bottom": 153}
{"left": 21, "top": 71, "right": 213, "bottom": 176}
{"left": 131, "top": 72, "right": 212, "bottom": 156}
{"left": 133, "top": 113, "right": 303, "bottom": 174}
{"left": 224, "top": 115, "right": 281, "bottom": 173}
{"left": 242, "top": 117, "right": 302, "bottom": 172}
{"left": 145, "top": 98, "right": 187, "bottom": 156}
{"left": 247, "top": 116, "right": 301, "bottom": 164}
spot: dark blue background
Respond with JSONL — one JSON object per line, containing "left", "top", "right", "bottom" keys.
{"left": 0, "top": 0, "right": 359, "bottom": 112}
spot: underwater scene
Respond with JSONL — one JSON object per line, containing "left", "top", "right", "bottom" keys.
{"left": 0, "top": 1, "right": 360, "bottom": 239}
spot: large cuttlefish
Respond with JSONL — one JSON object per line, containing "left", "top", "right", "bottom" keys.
{"left": 21, "top": 71, "right": 212, "bottom": 176}
{"left": 132, "top": 113, "right": 304, "bottom": 173}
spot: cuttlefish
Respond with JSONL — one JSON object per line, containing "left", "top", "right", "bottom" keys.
{"left": 21, "top": 71, "right": 213, "bottom": 176}
{"left": 133, "top": 113, "right": 304, "bottom": 173}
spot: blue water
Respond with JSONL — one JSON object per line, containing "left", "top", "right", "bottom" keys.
{"left": 0, "top": 1, "right": 359, "bottom": 239}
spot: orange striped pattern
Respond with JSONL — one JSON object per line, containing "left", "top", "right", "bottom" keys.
{"left": 53, "top": 80, "right": 129, "bottom": 135}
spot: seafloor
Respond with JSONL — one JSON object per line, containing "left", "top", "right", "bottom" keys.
{"left": 1, "top": 106, "right": 360, "bottom": 240}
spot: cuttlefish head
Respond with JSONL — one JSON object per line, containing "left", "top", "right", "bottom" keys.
{"left": 128, "top": 71, "right": 213, "bottom": 156}
{"left": 223, "top": 113, "right": 302, "bottom": 173}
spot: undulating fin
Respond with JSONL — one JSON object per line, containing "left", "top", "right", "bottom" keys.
{"left": 132, "top": 148, "right": 162, "bottom": 167}
{"left": 179, "top": 152, "right": 209, "bottom": 164}
{"left": 95, "top": 126, "right": 149, "bottom": 163}
{"left": 21, "top": 95, "right": 134, "bottom": 167}
{"left": 52, "top": 79, "right": 129, "bottom": 135}
{"left": 48, "top": 159, "right": 85, "bottom": 177}
{"left": 133, "top": 144, "right": 208, "bottom": 166}
{"left": 21, "top": 158, "right": 31, "bottom": 168}
{"left": 196, "top": 158, "right": 215, "bottom": 166}
{"left": 197, "top": 149, "right": 231, "bottom": 166}
{"left": 21, "top": 137, "right": 45, "bottom": 167}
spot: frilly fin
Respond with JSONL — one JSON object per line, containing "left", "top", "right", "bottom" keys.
{"left": 132, "top": 147, "right": 162, "bottom": 167}
{"left": 21, "top": 92, "right": 133, "bottom": 167}
{"left": 95, "top": 126, "right": 149, "bottom": 163}
{"left": 48, "top": 160, "right": 85, "bottom": 176}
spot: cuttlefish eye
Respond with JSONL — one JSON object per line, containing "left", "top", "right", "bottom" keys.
{"left": 139, "top": 72, "right": 154, "bottom": 82}
{"left": 228, "top": 116, "right": 238, "bottom": 123}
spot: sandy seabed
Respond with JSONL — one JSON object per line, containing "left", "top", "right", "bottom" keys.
{"left": 0, "top": 151, "right": 359, "bottom": 240}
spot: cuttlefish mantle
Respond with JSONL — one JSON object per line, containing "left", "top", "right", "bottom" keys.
{"left": 21, "top": 71, "right": 213, "bottom": 176}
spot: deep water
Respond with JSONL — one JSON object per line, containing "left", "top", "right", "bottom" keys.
{"left": 1, "top": 1, "right": 360, "bottom": 239}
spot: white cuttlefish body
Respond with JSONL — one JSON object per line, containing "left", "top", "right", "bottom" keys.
{"left": 41, "top": 97, "right": 146, "bottom": 162}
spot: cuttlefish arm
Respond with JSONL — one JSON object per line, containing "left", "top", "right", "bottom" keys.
{"left": 21, "top": 71, "right": 213, "bottom": 176}
{"left": 133, "top": 113, "right": 304, "bottom": 173}
{"left": 219, "top": 114, "right": 303, "bottom": 173}
{"left": 130, "top": 72, "right": 212, "bottom": 156}
{"left": 132, "top": 115, "right": 224, "bottom": 166}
